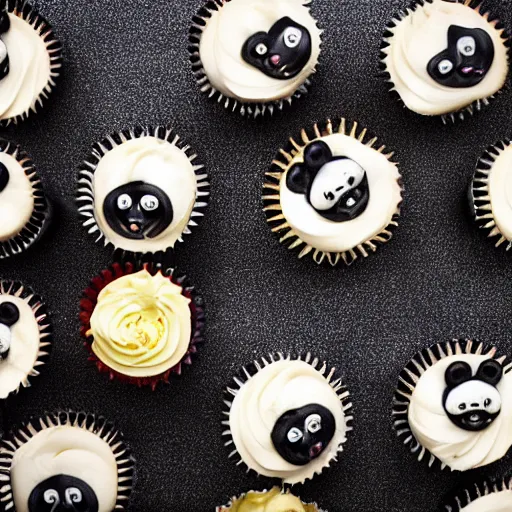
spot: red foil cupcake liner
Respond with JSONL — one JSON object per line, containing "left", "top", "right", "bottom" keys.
{"left": 79, "top": 262, "right": 205, "bottom": 390}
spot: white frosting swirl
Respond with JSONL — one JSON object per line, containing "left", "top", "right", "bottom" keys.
{"left": 229, "top": 359, "right": 347, "bottom": 484}
{"left": 0, "top": 150, "right": 34, "bottom": 242}
{"left": 199, "top": 0, "right": 321, "bottom": 102}
{"left": 92, "top": 136, "right": 199, "bottom": 253}
{"left": 0, "top": 13, "right": 51, "bottom": 121}
{"left": 0, "top": 295, "right": 40, "bottom": 399}
{"left": 383, "top": 0, "right": 509, "bottom": 116}
{"left": 89, "top": 269, "right": 192, "bottom": 378}
{"left": 280, "top": 133, "right": 402, "bottom": 253}
{"left": 11, "top": 425, "right": 118, "bottom": 512}
{"left": 461, "top": 491, "right": 512, "bottom": 512}
{"left": 408, "top": 354, "right": 512, "bottom": 471}
{"left": 486, "top": 143, "right": 512, "bottom": 241}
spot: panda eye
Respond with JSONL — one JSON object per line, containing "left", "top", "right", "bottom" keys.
{"left": 458, "top": 403, "right": 467, "bottom": 411}
{"left": 457, "top": 36, "right": 476, "bottom": 57}
{"left": 44, "top": 489, "right": 60, "bottom": 505}
{"left": 484, "top": 398, "right": 492, "bottom": 407}
{"left": 255, "top": 43, "right": 267, "bottom": 56}
{"left": 117, "top": 194, "right": 132, "bottom": 210}
{"left": 287, "top": 427, "right": 303, "bottom": 443}
{"left": 140, "top": 194, "right": 159, "bottom": 211}
{"left": 306, "top": 414, "right": 322, "bottom": 433}
{"left": 283, "top": 27, "right": 302, "bottom": 48}
{"left": 65, "top": 487, "right": 82, "bottom": 504}
{"left": 438, "top": 59, "right": 454, "bottom": 75}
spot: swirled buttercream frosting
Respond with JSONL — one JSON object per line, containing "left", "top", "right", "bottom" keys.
{"left": 88, "top": 269, "right": 192, "bottom": 379}
{"left": 381, "top": 0, "right": 509, "bottom": 119}
{"left": 225, "top": 355, "right": 352, "bottom": 484}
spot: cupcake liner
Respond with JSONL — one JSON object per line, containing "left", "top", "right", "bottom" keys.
{"left": 188, "top": 0, "right": 320, "bottom": 118}
{"left": 470, "top": 139, "right": 512, "bottom": 250}
{"left": 0, "top": 0, "right": 63, "bottom": 127}
{"left": 0, "top": 140, "right": 51, "bottom": 259}
{"left": 393, "top": 338, "right": 511, "bottom": 469}
{"left": 77, "top": 124, "right": 209, "bottom": 260}
{"left": 223, "top": 352, "right": 353, "bottom": 484}
{"left": 441, "top": 475, "right": 512, "bottom": 511}
{"left": 379, "top": 0, "right": 511, "bottom": 124}
{"left": 217, "top": 487, "right": 326, "bottom": 512}
{"left": 79, "top": 261, "right": 205, "bottom": 390}
{"left": 0, "top": 410, "right": 135, "bottom": 511}
{"left": 263, "top": 118, "right": 402, "bottom": 266}
{"left": 0, "top": 280, "right": 52, "bottom": 399}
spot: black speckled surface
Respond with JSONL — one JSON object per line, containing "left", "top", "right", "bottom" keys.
{"left": 2, "top": 0, "right": 512, "bottom": 511}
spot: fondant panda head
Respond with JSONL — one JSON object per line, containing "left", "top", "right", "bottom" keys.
{"left": 443, "top": 359, "right": 503, "bottom": 432}
{"left": 0, "top": 5, "right": 9, "bottom": 80}
{"left": 286, "top": 141, "right": 370, "bottom": 222}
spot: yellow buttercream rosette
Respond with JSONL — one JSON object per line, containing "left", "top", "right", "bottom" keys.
{"left": 87, "top": 269, "right": 192, "bottom": 378}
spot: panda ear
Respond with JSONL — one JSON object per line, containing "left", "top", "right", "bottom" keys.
{"left": 286, "top": 163, "right": 311, "bottom": 194}
{"left": 445, "top": 361, "right": 473, "bottom": 388}
{"left": 476, "top": 359, "right": 503, "bottom": 387}
{"left": 303, "top": 141, "right": 333, "bottom": 170}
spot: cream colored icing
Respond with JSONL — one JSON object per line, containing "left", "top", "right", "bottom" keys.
{"left": 383, "top": 0, "right": 509, "bottom": 116}
{"left": 0, "top": 295, "right": 40, "bottom": 399}
{"left": 221, "top": 488, "right": 316, "bottom": 512}
{"left": 11, "top": 425, "right": 118, "bottom": 512}
{"left": 229, "top": 360, "right": 347, "bottom": 484}
{"left": 89, "top": 269, "right": 192, "bottom": 378}
{"left": 461, "top": 491, "right": 512, "bottom": 512}
{"left": 199, "top": 0, "right": 321, "bottom": 102}
{"left": 0, "top": 151, "right": 34, "bottom": 242}
{"left": 487, "top": 143, "right": 512, "bottom": 241}
{"left": 92, "top": 136, "right": 198, "bottom": 253}
{"left": 280, "top": 133, "right": 402, "bottom": 253}
{"left": 0, "top": 13, "right": 51, "bottom": 121}
{"left": 408, "top": 354, "right": 512, "bottom": 471}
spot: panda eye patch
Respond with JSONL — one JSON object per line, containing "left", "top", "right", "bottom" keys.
{"left": 484, "top": 398, "right": 491, "bottom": 407}
{"left": 458, "top": 403, "right": 466, "bottom": 410}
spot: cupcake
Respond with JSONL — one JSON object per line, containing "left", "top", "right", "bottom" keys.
{"left": 0, "top": 280, "right": 52, "bottom": 400}
{"left": 441, "top": 476, "right": 512, "bottom": 511}
{"left": 217, "top": 487, "right": 325, "bottom": 512}
{"left": 79, "top": 262, "right": 205, "bottom": 390}
{"left": 469, "top": 139, "right": 512, "bottom": 251}
{"left": 380, "top": 0, "right": 510, "bottom": 122}
{"left": 77, "top": 125, "right": 209, "bottom": 260}
{"left": 393, "top": 339, "right": 512, "bottom": 471}
{"left": 263, "top": 118, "right": 403, "bottom": 266}
{"left": 0, "top": 411, "right": 135, "bottom": 511}
{"left": 0, "top": 1, "right": 63, "bottom": 126}
{"left": 223, "top": 353, "right": 352, "bottom": 484}
{"left": 188, "top": 0, "right": 322, "bottom": 117}
{"left": 0, "top": 139, "right": 51, "bottom": 258}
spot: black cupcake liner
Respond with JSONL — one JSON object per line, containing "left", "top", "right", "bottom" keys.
{"left": 263, "top": 118, "right": 402, "bottom": 266}
{"left": 379, "top": 0, "right": 511, "bottom": 124}
{"left": 0, "top": 0, "right": 63, "bottom": 127}
{"left": 0, "top": 411, "right": 135, "bottom": 511}
{"left": 393, "top": 338, "right": 511, "bottom": 469}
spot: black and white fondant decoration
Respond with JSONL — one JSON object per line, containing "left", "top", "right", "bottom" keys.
{"left": 0, "top": 5, "right": 10, "bottom": 81}
{"left": 0, "top": 280, "right": 51, "bottom": 400}
{"left": 443, "top": 360, "right": 503, "bottom": 432}
{"left": 242, "top": 17, "right": 312, "bottom": 80}
{"left": 77, "top": 125, "right": 209, "bottom": 256}
{"left": 0, "top": 140, "right": 50, "bottom": 259}
{"left": 0, "top": 412, "right": 135, "bottom": 512}
{"left": 393, "top": 339, "right": 512, "bottom": 471}
{"left": 286, "top": 140, "right": 369, "bottom": 222}
{"left": 223, "top": 353, "right": 352, "bottom": 484}
{"left": 428, "top": 26, "right": 494, "bottom": 88}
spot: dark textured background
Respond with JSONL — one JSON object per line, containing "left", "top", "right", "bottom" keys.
{"left": 2, "top": 0, "right": 512, "bottom": 510}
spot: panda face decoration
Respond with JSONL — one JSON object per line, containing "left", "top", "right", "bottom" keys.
{"left": 103, "top": 181, "right": 173, "bottom": 240}
{"left": 28, "top": 475, "right": 98, "bottom": 512}
{"left": 0, "top": 6, "right": 9, "bottom": 81}
{"left": 271, "top": 404, "right": 336, "bottom": 466}
{"left": 428, "top": 25, "right": 494, "bottom": 88}
{"left": 0, "top": 301, "right": 19, "bottom": 359}
{"left": 286, "top": 141, "right": 370, "bottom": 222}
{"left": 242, "top": 17, "right": 312, "bottom": 80}
{"left": 443, "top": 359, "right": 503, "bottom": 432}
